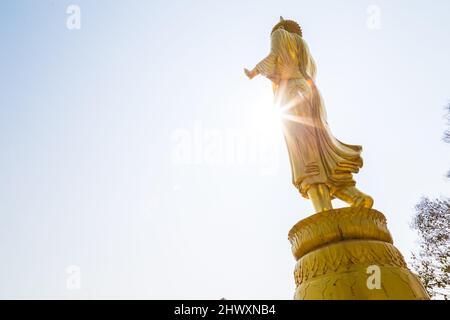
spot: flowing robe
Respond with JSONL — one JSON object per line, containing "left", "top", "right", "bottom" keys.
{"left": 256, "top": 28, "right": 363, "bottom": 198}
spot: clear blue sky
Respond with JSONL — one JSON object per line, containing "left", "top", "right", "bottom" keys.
{"left": 0, "top": 0, "right": 449, "bottom": 299}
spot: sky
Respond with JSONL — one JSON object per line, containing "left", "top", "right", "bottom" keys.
{"left": 0, "top": 0, "right": 449, "bottom": 299}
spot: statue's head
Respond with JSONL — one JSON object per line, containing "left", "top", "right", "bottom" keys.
{"left": 271, "top": 16, "right": 302, "bottom": 37}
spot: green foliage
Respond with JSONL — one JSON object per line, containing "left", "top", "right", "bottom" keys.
{"left": 411, "top": 197, "right": 450, "bottom": 299}
{"left": 445, "top": 104, "right": 450, "bottom": 145}
{"left": 411, "top": 103, "right": 450, "bottom": 299}
{"left": 445, "top": 104, "right": 450, "bottom": 179}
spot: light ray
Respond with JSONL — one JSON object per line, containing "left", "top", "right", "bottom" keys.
{"left": 276, "top": 89, "right": 316, "bottom": 128}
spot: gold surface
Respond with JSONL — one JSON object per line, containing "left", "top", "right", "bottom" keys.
{"left": 245, "top": 17, "right": 373, "bottom": 212}
{"left": 289, "top": 208, "right": 429, "bottom": 300}
{"left": 246, "top": 18, "right": 429, "bottom": 300}
{"left": 271, "top": 16, "right": 302, "bottom": 36}
{"left": 288, "top": 207, "right": 393, "bottom": 259}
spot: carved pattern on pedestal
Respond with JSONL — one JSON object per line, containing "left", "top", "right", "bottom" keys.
{"left": 293, "top": 240, "right": 407, "bottom": 286}
{"left": 289, "top": 207, "right": 393, "bottom": 259}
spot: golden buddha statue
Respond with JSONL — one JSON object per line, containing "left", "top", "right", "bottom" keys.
{"left": 245, "top": 17, "right": 373, "bottom": 213}
{"left": 244, "top": 17, "right": 429, "bottom": 300}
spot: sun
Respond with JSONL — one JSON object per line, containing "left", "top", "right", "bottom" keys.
{"left": 246, "top": 87, "right": 283, "bottom": 135}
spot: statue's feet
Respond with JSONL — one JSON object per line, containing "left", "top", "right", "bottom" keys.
{"left": 352, "top": 193, "right": 374, "bottom": 209}
{"left": 334, "top": 186, "right": 374, "bottom": 209}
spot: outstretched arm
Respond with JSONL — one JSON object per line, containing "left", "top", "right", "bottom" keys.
{"left": 244, "top": 29, "right": 284, "bottom": 81}
{"left": 244, "top": 52, "right": 277, "bottom": 80}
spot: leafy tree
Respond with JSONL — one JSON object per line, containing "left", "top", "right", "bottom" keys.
{"left": 412, "top": 197, "right": 450, "bottom": 299}
{"left": 411, "top": 104, "right": 450, "bottom": 299}
{"left": 445, "top": 104, "right": 450, "bottom": 144}
{"left": 445, "top": 104, "right": 450, "bottom": 179}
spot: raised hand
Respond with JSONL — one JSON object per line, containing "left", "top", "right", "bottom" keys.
{"left": 244, "top": 68, "right": 258, "bottom": 79}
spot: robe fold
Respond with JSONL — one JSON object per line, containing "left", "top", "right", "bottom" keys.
{"left": 255, "top": 28, "right": 363, "bottom": 198}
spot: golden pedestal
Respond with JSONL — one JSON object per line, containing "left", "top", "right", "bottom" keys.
{"left": 288, "top": 207, "right": 429, "bottom": 300}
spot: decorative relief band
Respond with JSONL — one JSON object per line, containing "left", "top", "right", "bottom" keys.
{"left": 294, "top": 240, "right": 407, "bottom": 286}
{"left": 289, "top": 207, "right": 393, "bottom": 259}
